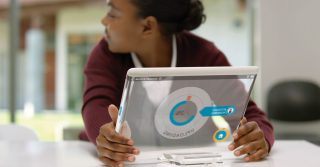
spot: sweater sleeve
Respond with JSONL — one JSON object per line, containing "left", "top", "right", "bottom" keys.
{"left": 81, "top": 40, "right": 122, "bottom": 145}
{"left": 210, "top": 49, "right": 275, "bottom": 152}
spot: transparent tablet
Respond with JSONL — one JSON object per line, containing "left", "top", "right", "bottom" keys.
{"left": 116, "top": 67, "right": 258, "bottom": 149}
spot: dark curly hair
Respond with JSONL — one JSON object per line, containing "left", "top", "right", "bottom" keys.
{"left": 130, "top": 0, "right": 206, "bottom": 35}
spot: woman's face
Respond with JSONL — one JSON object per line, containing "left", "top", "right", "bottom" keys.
{"left": 101, "top": 0, "right": 144, "bottom": 53}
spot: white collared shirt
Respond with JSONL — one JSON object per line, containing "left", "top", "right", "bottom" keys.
{"left": 130, "top": 35, "right": 177, "bottom": 106}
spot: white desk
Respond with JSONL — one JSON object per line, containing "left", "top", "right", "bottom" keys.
{"left": 0, "top": 141, "right": 101, "bottom": 167}
{"left": 0, "top": 140, "right": 319, "bottom": 167}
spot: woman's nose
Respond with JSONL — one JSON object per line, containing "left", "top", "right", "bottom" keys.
{"left": 101, "top": 16, "right": 108, "bottom": 27}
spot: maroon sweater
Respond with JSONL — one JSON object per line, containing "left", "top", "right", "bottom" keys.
{"left": 81, "top": 32, "right": 274, "bottom": 150}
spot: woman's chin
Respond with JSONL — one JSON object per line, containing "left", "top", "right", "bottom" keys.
{"left": 106, "top": 40, "right": 130, "bottom": 53}
{"left": 107, "top": 45, "right": 117, "bottom": 52}
{"left": 108, "top": 44, "right": 124, "bottom": 53}
{"left": 105, "top": 39, "right": 116, "bottom": 52}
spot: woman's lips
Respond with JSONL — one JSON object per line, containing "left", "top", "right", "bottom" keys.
{"left": 104, "top": 29, "right": 110, "bottom": 40}
{"left": 104, "top": 34, "right": 109, "bottom": 40}
{"left": 104, "top": 33, "right": 110, "bottom": 42}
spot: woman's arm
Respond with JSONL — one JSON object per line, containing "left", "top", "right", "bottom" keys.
{"left": 82, "top": 39, "right": 122, "bottom": 144}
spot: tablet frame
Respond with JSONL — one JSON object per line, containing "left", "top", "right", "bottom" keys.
{"left": 116, "top": 66, "right": 258, "bottom": 141}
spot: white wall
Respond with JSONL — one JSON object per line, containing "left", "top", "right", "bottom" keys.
{"left": 55, "top": 6, "right": 105, "bottom": 110}
{"left": 0, "top": 20, "right": 8, "bottom": 108}
{"left": 257, "top": 0, "right": 320, "bottom": 109}
{"left": 257, "top": 0, "right": 320, "bottom": 137}
{"left": 194, "top": 0, "right": 252, "bottom": 66}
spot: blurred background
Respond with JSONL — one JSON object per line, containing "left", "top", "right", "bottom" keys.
{"left": 0, "top": 0, "right": 319, "bottom": 143}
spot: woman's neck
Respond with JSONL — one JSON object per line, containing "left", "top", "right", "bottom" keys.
{"left": 135, "top": 35, "right": 173, "bottom": 67}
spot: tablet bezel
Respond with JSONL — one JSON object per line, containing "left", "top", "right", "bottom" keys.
{"left": 127, "top": 66, "right": 258, "bottom": 78}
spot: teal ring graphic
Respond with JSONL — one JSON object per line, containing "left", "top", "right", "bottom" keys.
{"left": 215, "top": 130, "right": 227, "bottom": 141}
{"left": 169, "top": 101, "right": 195, "bottom": 126}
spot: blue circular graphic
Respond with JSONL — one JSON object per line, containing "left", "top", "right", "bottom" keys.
{"left": 169, "top": 101, "right": 196, "bottom": 126}
{"left": 213, "top": 128, "right": 230, "bottom": 142}
{"left": 215, "top": 130, "right": 227, "bottom": 141}
{"left": 154, "top": 87, "right": 211, "bottom": 139}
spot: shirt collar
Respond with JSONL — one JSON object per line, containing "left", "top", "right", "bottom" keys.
{"left": 131, "top": 35, "right": 177, "bottom": 68}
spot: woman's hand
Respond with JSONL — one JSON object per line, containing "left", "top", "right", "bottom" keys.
{"left": 96, "top": 104, "right": 139, "bottom": 167}
{"left": 228, "top": 117, "right": 269, "bottom": 162}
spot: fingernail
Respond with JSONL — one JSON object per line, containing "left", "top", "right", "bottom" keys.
{"left": 127, "top": 140, "right": 134, "bottom": 145}
{"left": 228, "top": 144, "right": 234, "bottom": 150}
{"left": 235, "top": 150, "right": 240, "bottom": 156}
{"left": 109, "top": 104, "right": 115, "bottom": 110}
{"left": 233, "top": 133, "right": 238, "bottom": 139}
{"left": 245, "top": 157, "right": 250, "bottom": 161}
{"left": 118, "top": 163, "right": 124, "bottom": 167}
{"left": 133, "top": 149, "right": 140, "bottom": 155}
{"left": 128, "top": 155, "right": 135, "bottom": 162}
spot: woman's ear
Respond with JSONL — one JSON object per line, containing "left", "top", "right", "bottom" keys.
{"left": 140, "top": 16, "right": 160, "bottom": 38}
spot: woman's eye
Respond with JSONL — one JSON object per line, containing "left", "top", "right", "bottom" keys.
{"left": 107, "top": 12, "right": 116, "bottom": 19}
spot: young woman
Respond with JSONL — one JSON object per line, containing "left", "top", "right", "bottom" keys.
{"left": 81, "top": 0, "right": 274, "bottom": 166}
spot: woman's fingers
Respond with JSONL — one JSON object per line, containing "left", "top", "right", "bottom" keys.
{"left": 244, "top": 148, "right": 269, "bottom": 162}
{"left": 96, "top": 121, "right": 139, "bottom": 166}
{"left": 232, "top": 121, "right": 257, "bottom": 140}
{"left": 97, "top": 146, "right": 135, "bottom": 162}
{"left": 108, "top": 104, "right": 119, "bottom": 124}
{"left": 99, "top": 123, "right": 133, "bottom": 145}
{"left": 228, "top": 120, "right": 269, "bottom": 161}
{"left": 98, "top": 155, "right": 123, "bottom": 167}
{"left": 230, "top": 127, "right": 264, "bottom": 150}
